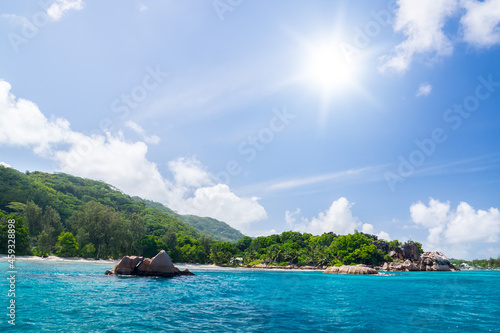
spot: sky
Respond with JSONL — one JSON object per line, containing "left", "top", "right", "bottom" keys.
{"left": 1, "top": 0, "right": 500, "bottom": 260}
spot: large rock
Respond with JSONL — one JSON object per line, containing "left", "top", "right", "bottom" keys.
{"left": 403, "top": 242, "right": 421, "bottom": 261}
{"left": 376, "top": 241, "right": 389, "bottom": 253}
{"left": 417, "top": 252, "right": 459, "bottom": 271}
{"left": 324, "top": 265, "right": 379, "bottom": 275}
{"left": 382, "top": 251, "right": 459, "bottom": 272}
{"left": 111, "top": 256, "right": 143, "bottom": 275}
{"left": 108, "top": 251, "right": 195, "bottom": 277}
{"left": 147, "top": 250, "right": 175, "bottom": 274}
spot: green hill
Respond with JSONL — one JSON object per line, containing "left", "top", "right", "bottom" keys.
{"left": 0, "top": 166, "right": 244, "bottom": 259}
{"left": 135, "top": 198, "right": 245, "bottom": 242}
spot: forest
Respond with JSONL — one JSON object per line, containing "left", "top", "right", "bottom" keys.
{"left": 450, "top": 258, "right": 500, "bottom": 269}
{"left": 0, "top": 165, "right": 426, "bottom": 266}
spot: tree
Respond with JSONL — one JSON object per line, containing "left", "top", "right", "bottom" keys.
{"left": 24, "top": 200, "right": 42, "bottom": 238}
{"left": 55, "top": 232, "right": 79, "bottom": 257}
{"left": 37, "top": 226, "right": 55, "bottom": 255}
{"left": 80, "top": 243, "right": 96, "bottom": 258}
{"left": 236, "top": 236, "right": 252, "bottom": 252}
{"left": 210, "top": 242, "right": 237, "bottom": 265}
{"left": 0, "top": 214, "right": 31, "bottom": 255}
{"left": 42, "top": 206, "right": 62, "bottom": 238}
{"left": 141, "top": 235, "right": 166, "bottom": 258}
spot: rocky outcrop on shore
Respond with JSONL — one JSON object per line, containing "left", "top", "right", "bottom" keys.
{"left": 105, "top": 250, "right": 195, "bottom": 277}
{"left": 381, "top": 251, "right": 459, "bottom": 272}
{"left": 324, "top": 265, "right": 379, "bottom": 275}
{"left": 241, "top": 264, "right": 326, "bottom": 270}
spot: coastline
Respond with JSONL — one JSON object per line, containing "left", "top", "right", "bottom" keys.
{"left": 4, "top": 255, "right": 498, "bottom": 272}
{"left": 0, "top": 254, "right": 119, "bottom": 264}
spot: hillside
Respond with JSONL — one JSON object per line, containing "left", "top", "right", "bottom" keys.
{"left": 133, "top": 198, "right": 245, "bottom": 242}
{"left": 0, "top": 165, "right": 431, "bottom": 268}
{"left": 0, "top": 166, "right": 244, "bottom": 242}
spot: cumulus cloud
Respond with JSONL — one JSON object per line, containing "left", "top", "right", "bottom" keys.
{"left": 0, "top": 80, "right": 71, "bottom": 156}
{"left": 410, "top": 198, "right": 500, "bottom": 257}
{"left": 380, "top": 0, "right": 500, "bottom": 73}
{"left": 285, "top": 208, "right": 301, "bottom": 226}
{"left": 0, "top": 162, "right": 11, "bottom": 168}
{"left": 125, "top": 120, "right": 160, "bottom": 144}
{"left": 378, "top": 231, "right": 391, "bottom": 241}
{"left": 379, "top": 0, "right": 458, "bottom": 73}
{"left": 460, "top": 0, "right": 500, "bottom": 47}
{"left": 183, "top": 185, "right": 267, "bottom": 232}
{"left": 286, "top": 197, "right": 390, "bottom": 239}
{"left": 416, "top": 83, "right": 433, "bottom": 97}
{"left": 47, "top": 0, "right": 84, "bottom": 21}
{"left": 0, "top": 79, "right": 266, "bottom": 231}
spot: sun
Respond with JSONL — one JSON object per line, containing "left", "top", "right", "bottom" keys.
{"left": 303, "top": 41, "right": 357, "bottom": 95}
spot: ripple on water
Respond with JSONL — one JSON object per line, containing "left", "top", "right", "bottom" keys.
{"left": 1, "top": 262, "right": 499, "bottom": 332}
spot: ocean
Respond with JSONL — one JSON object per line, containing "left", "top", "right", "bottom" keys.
{"left": 1, "top": 259, "right": 499, "bottom": 332}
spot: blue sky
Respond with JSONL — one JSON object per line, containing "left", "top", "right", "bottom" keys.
{"left": 1, "top": 0, "right": 500, "bottom": 260}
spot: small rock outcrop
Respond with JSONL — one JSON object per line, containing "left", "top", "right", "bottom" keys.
{"left": 390, "top": 242, "right": 421, "bottom": 262}
{"left": 382, "top": 251, "right": 459, "bottom": 272}
{"left": 106, "top": 250, "right": 195, "bottom": 277}
{"left": 417, "top": 251, "right": 459, "bottom": 271}
{"left": 324, "top": 265, "right": 379, "bottom": 275}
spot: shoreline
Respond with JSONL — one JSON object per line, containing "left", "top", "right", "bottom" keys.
{"left": 3, "top": 256, "right": 499, "bottom": 272}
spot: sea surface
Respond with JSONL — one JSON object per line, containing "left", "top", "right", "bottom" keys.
{"left": 1, "top": 259, "right": 499, "bottom": 332}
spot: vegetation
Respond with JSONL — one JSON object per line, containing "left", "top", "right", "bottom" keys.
{"left": 0, "top": 166, "right": 244, "bottom": 260}
{"left": 2, "top": 165, "right": 479, "bottom": 268}
{"left": 450, "top": 258, "right": 500, "bottom": 269}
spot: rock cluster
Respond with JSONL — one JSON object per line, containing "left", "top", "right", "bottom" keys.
{"left": 389, "top": 242, "right": 421, "bottom": 261}
{"left": 324, "top": 265, "right": 379, "bottom": 275}
{"left": 382, "top": 251, "right": 459, "bottom": 272}
{"left": 105, "top": 250, "right": 195, "bottom": 277}
{"left": 241, "top": 264, "right": 325, "bottom": 270}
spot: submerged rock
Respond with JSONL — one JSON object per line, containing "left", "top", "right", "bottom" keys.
{"left": 107, "top": 250, "right": 195, "bottom": 277}
{"left": 324, "top": 265, "right": 379, "bottom": 275}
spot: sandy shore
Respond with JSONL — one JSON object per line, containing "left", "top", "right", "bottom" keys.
{"left": 1, "top": 256, "right": 327, "bottom": 272}
{"left": 0, "top": 254, "right": 118, "bottom": 264}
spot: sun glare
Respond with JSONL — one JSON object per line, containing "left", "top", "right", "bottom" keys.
{"left": 304, "top": 42, "right": 356, "bottom": 95}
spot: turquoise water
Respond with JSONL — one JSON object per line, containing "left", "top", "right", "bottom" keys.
{"left": 1, "top": 260, "right": 499, "bottom": 332}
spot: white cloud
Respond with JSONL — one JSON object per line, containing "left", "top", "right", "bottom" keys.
{"left": 410, "top": 198, "right": 500, "bottom": 257}
{"left": 378, "top": 231, "right": 391, "bottom": 241}
{"left": 0, "top": 79, "right": 266, "bottom": 231}
{"left": 0, "top": 80, "right": 71, "bottom": 156}
{"left": 361, "top": 223, "right": 374, "bottom": 234}
{"left": 287, "top": 197, "right": 390, "bottom": 237}
{"left": 256, "top": 229, "right": 278, "bottom": 237}
{"left": 460, "top": 0, "right": 500, "bottom": 47}
{"left": 125, "top": 120, "right": 160, "bottom": 144}
{"left": 0, "top": 162, "right": 11, "bottom": 168}
{"left": 285, "top": 208, "right": 301, "bottom": 226}
{"left": 416, "top": 83, "right": 433, "bottom": 96}
{"left": 139, "top": 4, "right": 148, "bottom": 12}
{"left": 47, "top": 0, "right": 84, "bottom": 22}
{"left": 380, "top": 0, "right": 500, "bottom": 73}
{"left": 267, "top": 166, "right": 383, "bottom": 191}
{"left": 183, "top": 184, "right": 267, "bottom": 232}
{"left": 379, "top": 0, "right": 458, "bottom": 73}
